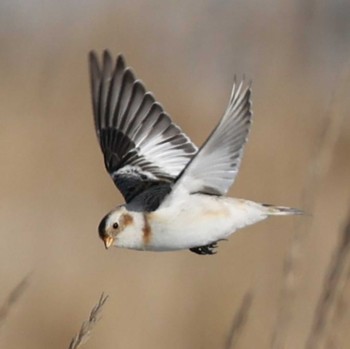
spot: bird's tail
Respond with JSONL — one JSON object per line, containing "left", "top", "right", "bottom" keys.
{"left": 262, "top": 203, "right": 304, "bottom": 216}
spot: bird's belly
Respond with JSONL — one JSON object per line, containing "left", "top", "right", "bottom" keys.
{"left": 145, "top": 196, "right": 266, "bottom": 251}
{"left": 148, "top": 211, "right": 231, "bottom": 250}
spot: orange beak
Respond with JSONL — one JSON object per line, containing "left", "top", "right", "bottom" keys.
{"left": 103, "top": 236, "right": 115, "bottom": 249}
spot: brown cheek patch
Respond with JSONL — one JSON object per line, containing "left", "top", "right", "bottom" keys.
{"left": 142, "top": 214, "right": 152, "bottom": 245}
{"left": 121, "top": 213, "right": 134, "bottom": 228}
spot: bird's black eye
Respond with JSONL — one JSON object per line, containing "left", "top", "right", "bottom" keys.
{"left": 113, "top": 222, "right": 119, "bottom": 229}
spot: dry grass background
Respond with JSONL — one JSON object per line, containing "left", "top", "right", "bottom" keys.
{"left": 1, "top": 1, "right": 350, "bottom": 348}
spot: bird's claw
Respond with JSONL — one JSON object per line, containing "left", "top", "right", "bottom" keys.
{"left": 190, "top": 241, "right": 219, "bottom": 255}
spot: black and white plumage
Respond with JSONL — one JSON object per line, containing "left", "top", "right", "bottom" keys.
{"left": 89, "top": 51, "right": 197, "bottom": 208}
{"left": 89, "top": 51, "right": 302, "bottom": 254}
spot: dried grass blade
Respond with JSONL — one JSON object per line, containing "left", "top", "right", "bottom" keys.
{"left": 225, "top": 291, "right": 253, "bottom": 349}
{"left": 0, "top": 273, "right": 31, "bottom": 331}
{"left": 68, "top": 293, "right": 109, "bottom": 349}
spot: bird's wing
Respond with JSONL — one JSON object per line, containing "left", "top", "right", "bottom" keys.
{"left": 172, "top": 79, "right": 252, "bottom": 196}
{"left": 89, "top": 51, "right": 197, "bottom": 203}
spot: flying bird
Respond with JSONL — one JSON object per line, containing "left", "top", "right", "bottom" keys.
{"left": 89, "top": 50, "right": 302, "bottom": 255}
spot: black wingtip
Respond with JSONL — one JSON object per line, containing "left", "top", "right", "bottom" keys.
{"left": 116, "top": 53, "right": 126, "bottom": 67}
{"left": 89, "top": 50, "right": 127, "bottom": 72}
{"left": 88, "top": 50, "right": 99, "bottom": 72}
{"left": 102, "top": 49, "right": 112, "bottom": 60}
{"left": 88, "top": 50, "right": 97, "bottom": 60}
{"left": 102, "top": 50, "right": 113, "bottom": 72}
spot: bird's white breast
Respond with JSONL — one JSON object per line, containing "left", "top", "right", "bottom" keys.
{"left": 144, "top": 194, "right": 268, "bottom": 251}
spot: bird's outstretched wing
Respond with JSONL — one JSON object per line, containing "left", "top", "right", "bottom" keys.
{"left": 89, "top": 51, "right": 197, "bottom": 204}
{"left": 172, "top": 79, "right": 252, "bottom": 196}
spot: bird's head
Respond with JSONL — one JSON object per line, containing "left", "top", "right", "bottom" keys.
{"left": 98, "top": 206, "right": 143, "bottom": 249}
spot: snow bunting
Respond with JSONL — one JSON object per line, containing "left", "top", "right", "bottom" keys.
{"left": 89, "top": 51, "right": 302, "bottom": 255}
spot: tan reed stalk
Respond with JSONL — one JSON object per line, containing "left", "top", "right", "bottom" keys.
{"left": 305, "top": 214, "right": 350, "bottom": 349}
{"left": 0, "top": 274, "right": 30, "bottom": 331}
{"left": 271, "top": 66, "right": 350, "bottom": 349}
{"left": 68, "top": 293, "right": 108, "bottom": 349}
{"left": 224, "top": 291, "right": 253, "bottom": 349}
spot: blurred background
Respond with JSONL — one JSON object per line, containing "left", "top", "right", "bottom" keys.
{"left": 1, "top": 1, "right": 350, "bottom": 348}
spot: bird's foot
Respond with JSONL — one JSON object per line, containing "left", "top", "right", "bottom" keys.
{"left": 190, "top": 241, "right": 219, "bottom": 255}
